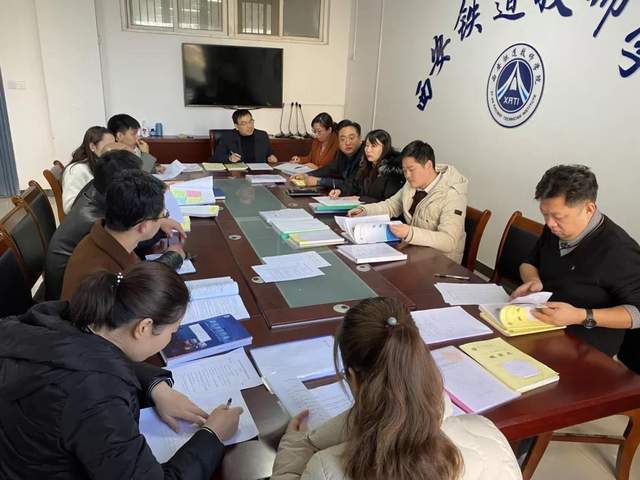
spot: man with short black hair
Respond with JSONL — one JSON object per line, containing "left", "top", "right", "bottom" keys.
{"left": 348, "top": 140, "right": 468, "bottom": 263}
{"left": 512, "top": 165, "right": 640, "bottom": 370}
{"left": 107, "top": 113, "right": 158, "bottom": 172}
{"left": 291, "top": 119, "right": 363, "bottom": 189}
{"left": 213, "top": 109, "right": 277, "bottom": 164}
{"left": 61, "top": 170, "right": 184, "bottom": 300}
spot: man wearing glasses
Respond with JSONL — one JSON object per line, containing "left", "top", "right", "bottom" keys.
{"left": 60, "top": 170, "right": 185, "bottom": 300}
{"left": 213, "top": 109, "right": 278, "bottom": 164}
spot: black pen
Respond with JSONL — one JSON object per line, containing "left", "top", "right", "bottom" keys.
{"left": 434, "top": 273, "right": 471, "bottom": 281}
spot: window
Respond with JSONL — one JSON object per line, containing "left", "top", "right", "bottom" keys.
{"left": 123, "top": 0, "right": 327, "bottom": 42}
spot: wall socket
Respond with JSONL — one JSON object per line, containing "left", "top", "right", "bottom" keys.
{"left": 7, "top": 80, "right": 26, "bottom": 90}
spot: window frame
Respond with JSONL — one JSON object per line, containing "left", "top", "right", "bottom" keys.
{"left": 120, "top": 0, "right": 330, "bottom": 44}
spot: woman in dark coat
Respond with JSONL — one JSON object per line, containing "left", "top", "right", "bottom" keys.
{"left": 0, "top": 262, "right": 242, "bottom": 479}
{"left": 329, "top": 129, "right": 405, "bottom": 203}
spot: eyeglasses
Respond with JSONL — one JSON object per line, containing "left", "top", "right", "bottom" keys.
{"left": 237, "top": 119, "right": 255, "bottom": 127}
{"left": 136, "top": 209, "right": 169, "bottom": 225}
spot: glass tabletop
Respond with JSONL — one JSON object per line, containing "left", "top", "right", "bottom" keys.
{"left": 216, "top": 178, "right": 376, "bottom": 308}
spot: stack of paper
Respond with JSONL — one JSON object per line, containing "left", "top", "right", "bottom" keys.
{"left": 460, "top": 338, "right": 560, "bottom": 393}
{"left": 183, "top": 277, "right": 250, "bottom": 322}
{"left": 201, "top": 162, "right": 226, "bottom": 172}
{"left": 247, "top": 163, "right": 274, "bottom": 171}
{"left": 182, "top": 163, "right": 203, "bottom": 173}
{"left": 146, "top": 254, "right": 196, "bottom": 275}
{"left": 432, "top": 346, "right": 520, "bottom": 413}
{"left": 479, "top": 292, "right": 563, "bottom": 336}
{"left": 179, "top": 205, "right": 220, "bottom": 218}
{"left": 434, "top": 283, "right": 511, "bottom": 305}
{"left": 250, "top": 336, "right": 337, "bottom": 380}
{"left": 275, "top": 163, "right": 313, "bottom": 175}
{"left": 259, "top": 208, "right": 313, "bottom": 224}
{"left": 154, "top": 159, "right": 186, "bottom": 181}
{"left": 336, "top": 243, "right": 407, "bottom": 264}
{"left": 311, "top": 196, "right": 362, "bottom": 213}
{"left": 270, "top": 217, "right": 331, "bottom": 236}
{"left": 246, "top": 174, "right": 286, "bottom": 184}
{"left": 170, "top": 176, "right": 215, "bottom": 206}
{"left": 140, "top": 391, "right": 258, "bottom": 460}
{"left": 287, "top": 229, "right": 346, "bottom": 248}
{"left": 225, "top": 162, "right": 249, "bottom": 171}
{"left": 261, "top": 251, "right": 331, "bottom": 269}
{"left": 335, "top": 214, "right": 400, "bottom": 244}
{"left": 254, "top": 252, "right": 331, "bottom": 282}
{"left": 411, "top": 306, "right": 493, "bottom": 345}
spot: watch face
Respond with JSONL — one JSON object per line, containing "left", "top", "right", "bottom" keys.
{"left": 584, "top": 315, "right": 597, "bottom": 329}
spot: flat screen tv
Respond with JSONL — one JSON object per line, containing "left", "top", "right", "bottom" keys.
{"left": 182, "top": 43, "right": 283, "bottom": 108}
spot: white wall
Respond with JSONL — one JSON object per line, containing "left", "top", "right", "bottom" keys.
{"left": 35, "top": 0, "right": 106, "bottom": 163}
{"left": 343, "top": 0, "right": 383, "bottom": 133}
{"left": 0, "top": 0, "right": 54, "bottom": 189}
{"left": 352, "top": 0, "right": 640, "bottom": 267}
{"left": 95, "top": 0, "right": 353, "bottom": 136}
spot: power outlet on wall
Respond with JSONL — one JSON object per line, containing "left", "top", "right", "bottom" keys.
{"left": 6, "top": 80, "right": 26, "bottom": 90}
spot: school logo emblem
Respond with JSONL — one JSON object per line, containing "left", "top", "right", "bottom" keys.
{"left": 487, "top": 43, "right": 545, "bottom": 128}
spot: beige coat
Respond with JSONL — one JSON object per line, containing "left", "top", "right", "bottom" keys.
{"left": 361, "top": 164, "right": 468, "bottom": 263}
{"left": 271, "top": 397, "right": 521, "bottom": 480}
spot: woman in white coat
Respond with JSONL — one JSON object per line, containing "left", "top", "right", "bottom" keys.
{"left": 271, "top": 297, "right": 522, "bottom": 480}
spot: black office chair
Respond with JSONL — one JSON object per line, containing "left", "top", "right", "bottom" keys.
{"left": 12, "top": 180, "right": 56, "bottom": 251}
{"left": 0, "top": 230, "right": 33, "bottom": 317}
{"left": 209, "top": 129, "right": 236, "bottom": 158}
{"left": 490, "top": 211, "right": 544, "bottom": 291}
{"left": 463, "top": 206, "right": 492, "bottom": 272}
{"left": 0, "top": 202, "right": 47, "bottom": 289}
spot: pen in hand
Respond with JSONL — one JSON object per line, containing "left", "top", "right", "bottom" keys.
{"left": 225, "top": 398, "right": 232, "bottom": 409}
{"left": 434, "top": 273, "right": 471, "bottom": 281}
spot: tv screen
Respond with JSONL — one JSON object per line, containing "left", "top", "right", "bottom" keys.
{"left": 182, "top": 43, "right": 283, "bottom": 108}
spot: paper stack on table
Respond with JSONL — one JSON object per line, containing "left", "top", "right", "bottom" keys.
{"left": 275, "top": 163, "right": 313, "bottom": 175}
{"left": 310, "top": 196, "right": 362, "bottom": 214}
{"left": 225, "top": 162, "right": 249, "bottom": 171}
{"left": 287, "top": 229, "right": 346, "bottom": 248}
{"left": 179, "top": 205, "right": 220, "bottom": 218}
{"left": 202, "top": 162, "right": 226, "bottom": 172}
{"left": 478, "top": 292, "right": 563, "bottom": 336}
{"left": 270, "top": 217, "right": 331, "bottom": 236}
{"left": 252, "top": 251, "right": 331, "bottom": 283}
{"left": 181, "top": 163, "right": 204, "bottom": 173}
{"left": 336, "top": 243, "right": 407, "bottom": 264}
{"left": 183, "top": 277, "right": 250, "bottom": 321}
{"left": 247, "top": 163, "right": 274, "bottom": 171}
{"left": 411, "top": 306, "right": 493, "bottom": 345}
{"left": 170, "top": 176, "right": 215, "bottom": 206}
{"left": 246, "top": 174, "right": 286, "bottom": 184}
{"left": 259, "top": 208, "right": 313, "bottom": 224}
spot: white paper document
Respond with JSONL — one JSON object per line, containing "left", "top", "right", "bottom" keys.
{"left": 181, "top": 163, "right": 204, "bottom": 173}
{"left": 411, "top": 306, "right": 493, "bottom": 345}
{"left": 145, "top": 255, "right": 196, "bottom": 275}
{"left": 247, "top": 163, "right": 274, "bottom": 171}
{"left": 164, "top": 190, "right": 184, "bottom": 224}
{"left": 179, "top": 205, "right": 220, "bottom": 217}
{"left": 154, "top": 159, "right": 186, "bottom": 181}
{"left": 261, "top": 251, "right": 331, "bottom": 269}
{"left": 336, "top": 243, "right": 407, "bottom": 264}
{"left": 140, "top": 391, "right": 258, "bottom": 461}
{"left": 309, "top": 382, "right": 353, "bottom": 418}
{"left": 246, "top": 174, "right": 286, "bottom": 184}
{"left": 259, "top": 208, "right": 313, "bottom": 224}
{"left": 252, "top": 263, "right": 325, "bottom": 283}
{"left": 250, "top": 336, "right": 336, "bottom": 381}
{"left": 184, "top": 296, "right": 250, "bottom": 323}
{"left": 270, "top": 218, "right": 330, "bottom": 235}
{"left": 275, "top": 163, "right": 313, "bottom": 175}
{"left": 265, "top": 375, "right": 333, "bottom": 430}
{"left": 508, "top": 291, "right": 553, "bottom": 306}
{"left": 171, "top": 348, "right": 263, "bottom": 395}
{"left": 312, "top": 196, "right": 362, "bottom": 207}
{"left": 432, "top": 346, "right": 520, "bottom": 413}
{"left": 335, "top": 214, "right": 400, "bottom": 244}
{"left": 186, "top": 277, "right": 238, "bottom": 300}
{"left": 434, "top": 283, "right": 511, "bottom": 305}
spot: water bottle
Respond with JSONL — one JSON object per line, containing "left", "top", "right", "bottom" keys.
{"left": 155, "top": 122, "right": 163, "bottom": 137}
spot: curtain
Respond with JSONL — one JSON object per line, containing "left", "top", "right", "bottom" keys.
{"left": 0, "top": 67, "right": 19, "bottom": 197}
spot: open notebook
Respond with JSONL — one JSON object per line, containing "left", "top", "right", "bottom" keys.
{"left": 335, "top": 214, "right": 400, "bottom": 244}
{"left": 183, "top": 277, "right": 250, "bottom": 322}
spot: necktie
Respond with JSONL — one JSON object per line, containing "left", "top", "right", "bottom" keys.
{"left": 408, "top": 190, "right": 427, "bottom": 217}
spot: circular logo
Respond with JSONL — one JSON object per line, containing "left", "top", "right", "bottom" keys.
{"left": 487, "top": 43, "right": 545, "bottom": 128}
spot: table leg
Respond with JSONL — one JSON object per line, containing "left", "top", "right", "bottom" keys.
{"left": 615, "top": 409, "right": 640, "bottom": 480}
{"left": 520, "top": 432, "right": 552, "bottom": 480}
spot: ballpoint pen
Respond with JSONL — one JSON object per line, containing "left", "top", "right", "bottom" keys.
{"left": 225, "top": 397, "right": 232, "bottom": 409}
{"left": 434, "top": 273, "right": 471, "bottom": 281}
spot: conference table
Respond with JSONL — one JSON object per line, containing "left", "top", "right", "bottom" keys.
{"left": 169, "top": 169, "right": 640, "bottom": 480}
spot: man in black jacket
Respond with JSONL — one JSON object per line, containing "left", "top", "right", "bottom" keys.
{"left": 290, "top": 119, "right": 364, "bottom": 189}
{"left": 213, "top": 109, "right": 278, "bottom": 164}
{"left": 44, "top": 150, "right": 185, "bottom": 300}
{"left": 512, "top": 165, "right": 640, "bottom": 373}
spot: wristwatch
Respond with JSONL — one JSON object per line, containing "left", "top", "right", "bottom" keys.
{"left": 583, "top": 308, "right": 597, "bottom": 329}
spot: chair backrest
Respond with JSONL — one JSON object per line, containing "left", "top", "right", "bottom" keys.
{"left": 490, "top": 211, "right": 544, "bottom": 287}
{"left": 209, "top": 129, "right": 236, "bottom": 157}
{"left": 43, "top": 160, "right": 65, "bottom": 221}
{"left": 0, "top": 230, "right": 33, "bottom": 317}
{"left": 0, "top": 203, "right": 47, "bottom": 289}
{"left": 463, "top": 206, "right": 492, "bottom": 271}
{"left": 12, "top": 180, "right": 56, "bottom": 252}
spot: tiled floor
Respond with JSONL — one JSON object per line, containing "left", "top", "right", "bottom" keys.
{"left": 1, "top": 195, "right": 638, "bottom": 479}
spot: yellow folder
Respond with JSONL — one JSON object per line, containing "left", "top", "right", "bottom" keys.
{"left": 460, "top": 338, "right": 559, "bottom": 393}
{"left": 479, "top": 304, "right": 564, "bottom": 337}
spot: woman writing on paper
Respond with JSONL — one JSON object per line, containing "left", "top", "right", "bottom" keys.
{"left": 328, "top": 129, "right": 405, "bottom": 203}
{"left": 290, "top": 113, "right": 339, "bottom": 169}
{"left": 0, "top": 262, "right": 242, "bottom": 479}
{"left": 271, "top": 297, "right": 521, "bottom": 480}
